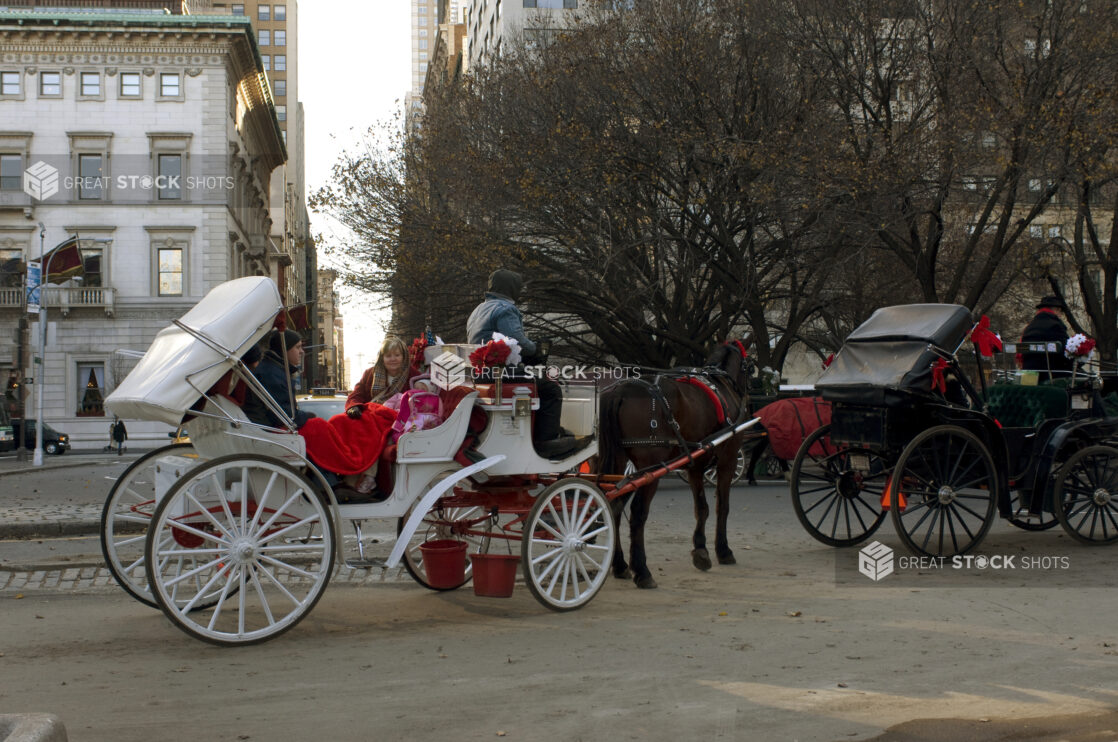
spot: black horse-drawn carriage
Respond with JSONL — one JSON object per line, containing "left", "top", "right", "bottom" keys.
{"left": 790, "top": 303, "right": 1118, "bottom": 557}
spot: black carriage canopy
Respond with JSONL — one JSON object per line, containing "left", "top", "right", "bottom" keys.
{"left": 816, "top": 304, "right": 976, "bottom": 406}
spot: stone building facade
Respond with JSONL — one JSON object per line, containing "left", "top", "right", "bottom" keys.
{"left": 0, "top": 10, "right": 284, "bottom": 447}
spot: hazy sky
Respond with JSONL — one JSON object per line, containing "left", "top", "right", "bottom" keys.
{"left": 299, "top": 0, "right": 411, "bottom": 376}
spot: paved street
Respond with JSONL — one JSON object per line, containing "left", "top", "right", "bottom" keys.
{"left": 2, "top": 464, "right": 1118, "bottom": 741}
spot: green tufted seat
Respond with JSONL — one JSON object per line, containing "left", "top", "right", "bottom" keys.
{"left": 984, "top": 383, "right": 1069, "bottom": 428}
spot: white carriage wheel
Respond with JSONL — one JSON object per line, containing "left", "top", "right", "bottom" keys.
{"left": 522, "top": 478, "right": 615, "bottom": 612}
{"left": 144, "top": 454, "right": 336, "bottom": 646}
{"left": 100, "top": 443, "right": 201, "bottom": 608}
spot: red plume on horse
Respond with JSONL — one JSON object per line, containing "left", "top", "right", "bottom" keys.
{"left": 597, "top": 335, "right": 757, "bottom": 589}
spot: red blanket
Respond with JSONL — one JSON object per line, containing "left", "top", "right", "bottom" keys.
{"left": 754, "top": 397, "right": 832, "bottom": 460}
{"left": 299, "top": 403, "right": 398, "bottom": 475}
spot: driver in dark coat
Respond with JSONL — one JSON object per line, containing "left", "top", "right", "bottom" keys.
{"left": 466, "top": 269, "right": 573, "bottom": 457}
{"left": 1019, "top": 296, "right": 1073, "bottom": 382}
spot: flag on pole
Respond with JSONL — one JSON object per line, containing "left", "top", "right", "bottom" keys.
{"left": 42, "top": 237, "right": 84, "bottom": 283}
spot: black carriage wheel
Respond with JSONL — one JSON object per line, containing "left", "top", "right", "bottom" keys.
{"left": 890, "top": 425, "right": 997, "bottom": 557}
{"left": 790, "top": 424, "right": 888, "bottom": 548}
{"left": 1054, "top": 445, "right": 1118, "bottom": 545}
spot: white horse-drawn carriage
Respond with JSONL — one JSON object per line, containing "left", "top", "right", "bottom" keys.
{"left": 100, "top": 277, "right": 614, "bottom": 645}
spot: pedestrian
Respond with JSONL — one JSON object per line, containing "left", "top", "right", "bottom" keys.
{"left": 112, "top": 417, "right": 127, "bottom": 455}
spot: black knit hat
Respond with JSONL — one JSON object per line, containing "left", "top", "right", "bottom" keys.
{"left": 1035, "top": 295, "right": 1065, "bottom": 310}
{"left": 241, "top": 343, "right": 263, "bottom": 365}
{"left": 268, "top": 329, "right": 302, "bottom": 354}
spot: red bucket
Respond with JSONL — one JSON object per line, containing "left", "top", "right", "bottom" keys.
{"left": 469, "top": 553, "right": 520, "bottom": 598}
{"left": 418, "top": 539, "right": 468, "bottom": 589}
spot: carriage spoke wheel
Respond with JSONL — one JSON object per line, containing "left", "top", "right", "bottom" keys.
{"left": 100, "top": 443, "right": 203, "bottom": 608}
{"left": 1054, "top": 445, "right": 1118, "bottom": 545}
{"left": 523, "top": 478, "right": 615, "bottom": 612}
{"left": 397, "top": 490, "right": 494, "bottom": 591}
{"left": 790, "top": 424, "right": 887, "bottom": 547}
{"left": 144, "top": 454, "right": 335, "bottom": 646}
{"left": 703, "top": 446, "right": 748, "bottom": 486}
{"left": 891, "top": 425, "right": 997, "bottom": 557}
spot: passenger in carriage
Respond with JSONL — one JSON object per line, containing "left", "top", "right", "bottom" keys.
{"left": 1018, "top": 296, "right": 1074, "bottom": 382}
{"left": 467, "top": 268, "right": 579, "bottom": 458}
{"left": 344, "top": 335, "right": 419, "bottom": 418}
{"left": 242, "top": 329, "right": 316, "bottom": 429}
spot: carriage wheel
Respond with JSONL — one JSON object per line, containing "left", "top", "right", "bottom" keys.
{"left": 397, "top": 490, "right": 493, "bottom": 591}
{"left": 790, "top": 424, "right": 888, "bottom": 547}
{"left": 703, "top": 445, "right": 748, "bottom": 486}
{"left": 522, "top": 478, "right": 615, "bottom": 611}
{"left": 1053, "top": 445, "right": 1118, "bottom": 545}
{"left": 891, "top": 425, "right": 997, "bottom": 557}
{"left": 1007, "top": 495, "right": 1060, "bottom": 531}
{"left": 100, "top": 443, "right": 201, "bottom": 608}
{"left": 144, "top": 454, "right": 335, "bottom": 646}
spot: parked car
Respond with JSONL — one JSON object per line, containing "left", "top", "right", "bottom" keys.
{"left": 11, "top": 419, "right": 71, "bottom": 455}
{"left": 296, "top": 388, "right": 348, "bottom": 421}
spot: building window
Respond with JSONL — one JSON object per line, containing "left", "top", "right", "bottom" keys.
{"left": 259, "top": 29, "right": 271, "bottom": 46}
{"left": 274, "top": 30, "right": 286, "bottom": 46}
{"left": 159, "top": 72, "right": 181, "bottom": 98}
{"left": 1029, "top": 225, "right": 1043, "bottom": 238}
{"left": 231, "top": 3, "right": 244, "bottom": 14}
{"left": 119, "top": 72, "right": 141, "bottom": 98}
{"left": 39, "top": 72, "right": 61, "bottom": 97}
{"left": 76, "top": 362, "right": 106, "bottom": 416}
{"left": 1049, "top": 225, "right": 1062, "bottom": 239}
{"left": 0, "top": 153, "right": 21, "bottom": 190}
{"left": 262, "top": 55, "right": 271, "bottom": 71}
{"left": 419, "top": 39, "right": 428, "bottom": 49}
{"left": 0, "top": 71, "right": 20, "bottom": 96}
{"left": 274, "top": 4, "right": 286, "bottom": 21}
{"left": 78, "top": 154, "right": 104, "bottom": 200}
{"left": 258, "top": 4, "right": 270, "bottom": 20}
{"left": 274, "top": 79, "right": 286, "bottom": 97}
{"left": 80, "top": 244, "right": 103, "bottom": 287}
{"left": 157, "top": 247, "right": 183, "bottom": 296}
{"left": 157, "top": 154, "right": 182, "bottom": 200}
{"left": 281, "top": 130, "right": 286, "bottom": 146}
{"left": 80, "top": 71, "right": 101, "bottom": 97}
{"left": 275, "top": 55, "right": 286, "bottom": 71}
{"left": 276, "top": 104, "right": 286, "bottom": 121}
{"left": 0, "top": 247, "right": 23, "bottom": 287}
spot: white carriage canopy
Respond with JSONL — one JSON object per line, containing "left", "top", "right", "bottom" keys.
{"left": 105, "top": 277, "right": 282, "bottom": 427}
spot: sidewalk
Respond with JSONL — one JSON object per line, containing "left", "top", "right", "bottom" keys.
{"left": 0, "top": 448, "right": 158, "bottom": 539}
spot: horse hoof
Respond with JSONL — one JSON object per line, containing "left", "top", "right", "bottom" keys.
{"left": 692, "top": 548, "right": 712, "bottom": 571}
{"left": 718, "top": 553, "right": 736, "bottom": 565}
{"left": 634, "top": 575, "right": 658, "bottom": 589}
{"left": 614, "top": 567, "right": 633, "bottom": 580}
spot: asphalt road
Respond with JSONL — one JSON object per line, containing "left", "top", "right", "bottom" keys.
{"left": 3, "top": 477, "right": 1118, "bottom": 741}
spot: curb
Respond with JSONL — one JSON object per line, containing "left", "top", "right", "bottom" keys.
{"left": 0, "top": 519, "right": 101, "bottom": 540}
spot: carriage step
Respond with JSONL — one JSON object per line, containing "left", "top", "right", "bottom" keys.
{"left": 344, "top": 558, "right": 389, "bottom": 570}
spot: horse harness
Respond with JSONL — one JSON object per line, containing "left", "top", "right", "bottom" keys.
{"left": 619, "top": 369, "right": 745, "bottom": 451}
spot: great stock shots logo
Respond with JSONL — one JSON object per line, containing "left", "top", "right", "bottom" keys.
{"left": 23, "top": 161, "right": 60, "bottom": 200}
{"left": 858, "top": 541, "right": 895, "bottom": 582}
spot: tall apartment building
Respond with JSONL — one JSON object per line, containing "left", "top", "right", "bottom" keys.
{"left": 314, "top": 268, "right": 344, "bottom": 390}
{"left": 464, "top": 0, "right": 577, "bottom": 70}
{"left": 0, "top": 10, "right": 284, "bottom": 446}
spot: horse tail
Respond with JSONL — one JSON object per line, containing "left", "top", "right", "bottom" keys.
{"left": 597, "top": 386, "right": 629, "bottom": 475}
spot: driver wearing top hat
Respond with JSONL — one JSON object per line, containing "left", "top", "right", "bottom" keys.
{"left": 1019, "top": 295, "right": 1074, "bottom": 381}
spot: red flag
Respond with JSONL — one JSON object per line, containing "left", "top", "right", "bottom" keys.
{"left": 970, "top": 315, "right": 1003, "bottom": 358}
{"left": 42, "top": 237, "right": 84, "bottom": 283}
{"left": 285, "top": 303, "right": 312, "bottom": 331}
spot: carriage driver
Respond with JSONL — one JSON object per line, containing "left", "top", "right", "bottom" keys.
{"left": 1018, "top": 295, "right": 1074, "bottom": 382}
{"left": 467, "top": 269, "right": 576, "bottom": 458}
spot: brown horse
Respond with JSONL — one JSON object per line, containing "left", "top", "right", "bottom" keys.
{"left": 598, "top": 341, "right": 753, "bottom": 588}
